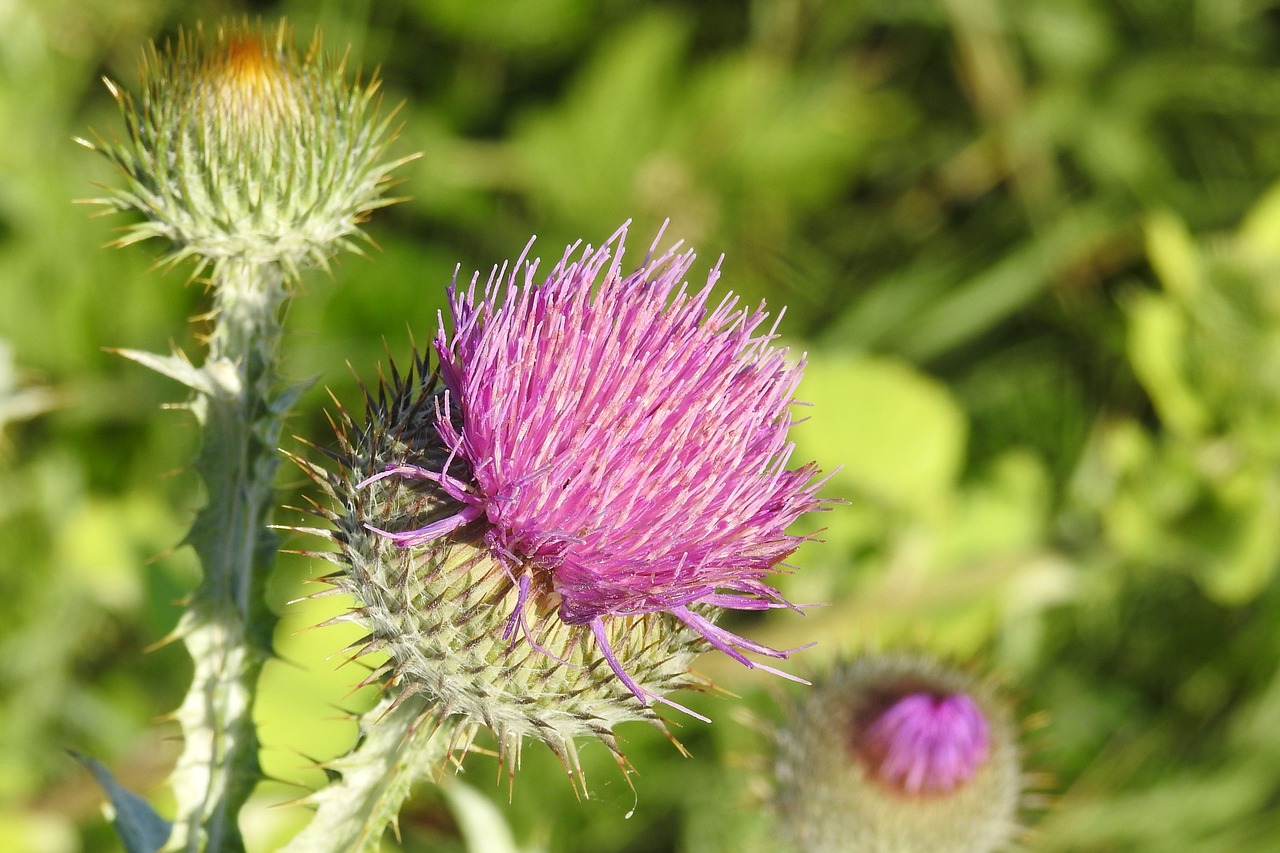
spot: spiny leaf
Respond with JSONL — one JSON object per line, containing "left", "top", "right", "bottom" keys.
{"left": 72, "top": 751, "right": 172, "bottom": 853}
{"left": 112, "top": 348, "right": 215, "bottom": 395}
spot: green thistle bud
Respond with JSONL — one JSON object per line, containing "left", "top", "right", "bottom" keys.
{"left": 80, "top": 20, "right": 411, "bottom": 278}
{"left": 774, "top": 654, "right": 1024, "bottom": 853}
{"left": 294, "top": 352, "right": 712, "bottom": 784}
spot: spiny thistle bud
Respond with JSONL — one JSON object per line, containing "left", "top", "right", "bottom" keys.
{"left": 80, "top": 19, "right": 410, "bottom": 277}
{"left": 297, "top": 224, "right": 824, "bottom": 780}
{"left": 774, "top": 654, "right": 1023, "bottom": 853}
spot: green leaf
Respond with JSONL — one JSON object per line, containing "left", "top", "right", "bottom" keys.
{"left": 72, "top": 752, "right": 171, "bottom": 853}
{"left": 894, "top": 206, "right": 1116, "bottom": 361}
{"left": 1239, "top": 181, "right": 1280, "bottom": 258}
{"left": 1145, "top": 210, "right": 1201, "bottom": 302}
{"left": 1126, "top": 291, "right": 1209, "bottom": 436}
{"left": 794, "top": 352, "right": 967, "bottom": 515}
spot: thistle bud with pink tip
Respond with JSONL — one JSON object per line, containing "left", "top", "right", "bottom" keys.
{"left": 775, "top": 654, "right": 1024, "bottom": 853}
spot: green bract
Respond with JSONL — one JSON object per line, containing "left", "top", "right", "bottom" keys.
{"left": 83, "top": 20, "right": 410, "bottom": 278}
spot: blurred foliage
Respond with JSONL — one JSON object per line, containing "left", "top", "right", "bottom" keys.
{"left": 5, "top": 0, "right": 1280, "bottom": 850}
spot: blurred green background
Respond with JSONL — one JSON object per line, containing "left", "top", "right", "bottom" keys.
{"left": 5, "top": 0, "right": 1280, "bottom": 850}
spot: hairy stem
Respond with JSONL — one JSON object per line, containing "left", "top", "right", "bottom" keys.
{"left": 280, "top": 694, "right": 452, "bottom": 853}
{"left": 164, "top": 258, "right": 292, "bottom": 852}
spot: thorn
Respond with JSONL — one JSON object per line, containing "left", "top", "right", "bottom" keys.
{"left": 144, "top": 628, "right": 185, "bottom": 653}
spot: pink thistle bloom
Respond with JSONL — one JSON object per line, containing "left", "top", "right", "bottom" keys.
{"left": 857, "top": 691, "right": 992, "bottom": 795}
{"left": 364, "top": 223, "right": 824, "bottom": 708}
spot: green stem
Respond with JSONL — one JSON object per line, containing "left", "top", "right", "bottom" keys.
{"left": 280, "top": 694, "right": 451, "bottom": 853}
{"left": 164, "top": 258, "right": 291, "bottom": 853}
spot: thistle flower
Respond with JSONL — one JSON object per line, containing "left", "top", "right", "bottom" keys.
{"left": 79, "top": 19, "right": 409, "bottom": 278}
{"left": 300, "top": 224, "right": 823, "bottom": 777}
{"left": 774, "top": 654, "right": 1023, "bottom": 853}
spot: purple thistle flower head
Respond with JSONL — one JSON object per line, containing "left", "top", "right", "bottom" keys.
{"left": 365, "top": 222, "right": 824, "bottom": 709}
{"left": 297, "top": 223, "right": 826, "bottom": 784}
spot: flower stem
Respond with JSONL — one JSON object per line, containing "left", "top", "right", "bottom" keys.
{"left": 280, "top": 694, "right": 451, "bottom": 853}
{"left": 162, "top": 258, "right": 292, "bottom": 852}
